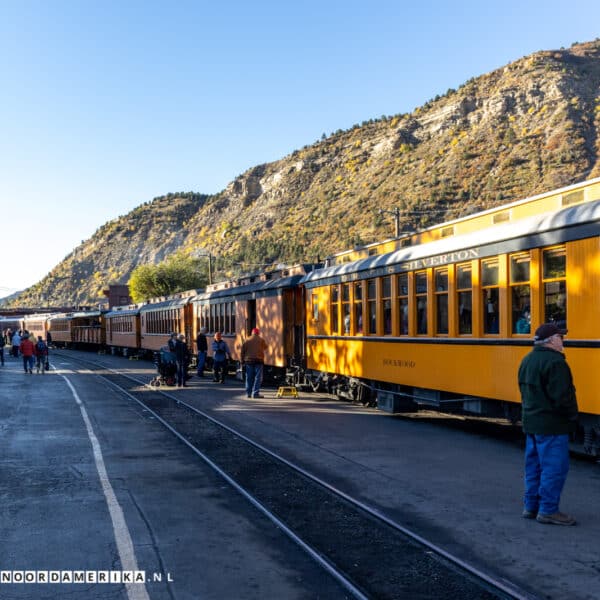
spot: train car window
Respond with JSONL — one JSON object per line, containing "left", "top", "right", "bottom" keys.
{"left": 510, "top": 252, "right": 531, "bottom": 334}
{"left": 354, "top": 282, "right": 363, "bottom": 334}
{"left": 210, "top": 304, "right": 215, "bottom": 333}
{"left": 415, "top": 271, "right": 428, "bottom": 335}
{"left": 397, "top": 273, "right": 409, "bottom": 335}
{"left": 434, "top": 268, "right": 449, "bottom": 334}
{"left": 367, "top": 279, "right": 377, "bottom": 334}
{"left": 457, "top": 263, "right": 472, "bottom": 334}
{"left": 482, "top": 258, "right": 500, "bottom": 334}
{"left": 543, "top": 247, "right": 567, "bottom": 329}
{"left": 331, "top": 285, "right": 340, "bottom": 334}
{"left": 204, "top": 304, "right": 209, "bottom": 331}
{"left": 312, "top": 293, "right": 319, "bottom": 321}
{"left": 342, "top": 284, "right": 351, "bottom": 334}
{"left": 382, "top": 276, "right": 392, "bottom": 335}
{"left": 230, "top": 302, "right": 235, "bottom": 334}
{"left": 561, "top": 190, "right": 583, "bottom": 206}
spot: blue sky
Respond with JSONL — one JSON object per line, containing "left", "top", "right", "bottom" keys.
{"left": 1, "top": 0, "right": 599, "bottom": 297}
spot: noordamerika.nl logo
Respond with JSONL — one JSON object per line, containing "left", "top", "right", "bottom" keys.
{"left": 1, "top": 571, "right": 173, "bottom": 584}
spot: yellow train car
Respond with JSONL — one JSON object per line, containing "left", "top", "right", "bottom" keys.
{"left": 329, "top": 177, "right": 600, "bottom": 265}
{"left": 302, "top": 185, "right": 600, "bottom": 454}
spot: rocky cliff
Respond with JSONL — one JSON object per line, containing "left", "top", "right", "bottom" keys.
{"left": 10, "top": 39, "right": 600, "bottom": 307}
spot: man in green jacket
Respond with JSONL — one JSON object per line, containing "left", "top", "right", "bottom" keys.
{"left": 518, "top": 323, "right": 578, "bottom": 525}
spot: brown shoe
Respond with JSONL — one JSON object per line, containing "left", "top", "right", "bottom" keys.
{"left": 536, "top": 512, "right": 576, "bottom": 525}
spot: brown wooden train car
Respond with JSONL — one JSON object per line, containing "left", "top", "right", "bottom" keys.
{"left": 71, "top": 310, "right": 105, "bottom": 346}
{"left": 21, "top": 314, "right": 49, "bottom": 342}
{"left": 47, "top": 314, "right": 72, "bottom": 346}
{"left": 105, "top": 306, "right": 141, "bottom": 354}
{"left": 192, "top": 265, "right": 316, "bottom": 375}
{"left": 139, "top": 291, "right": 196, "bottom": 354}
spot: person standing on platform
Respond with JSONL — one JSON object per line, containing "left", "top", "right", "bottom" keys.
{"left": 241, "top": 327, "right": 267, "bottom": 398}
{"left": 11, "top": 330, "right": 21, "bottom": 358}
{"left": 518, "top": 323, "right": 578, "bottom": 525}
{"left": 19, "top": 333, "right": 35, "bottom": 374}
{"left": 195, "top": 327, "right": 208, "bottom": 377}
{"left": 34, "top": 336, "right": 49, "bottom": 373}
{"left": 174, "top": 334, "right": 190, "bottom": 387}
{"left": 211, "top": 332, "right": 231, "bottom": 384}
{"left": 0, "top": 329, "right": 6, "bottom": 366}
{"left": 168, "top": 332, "right": 177, "bottom": 352}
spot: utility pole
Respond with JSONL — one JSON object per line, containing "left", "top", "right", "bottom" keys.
{"left": 195, "top": 252, "right": 213, "bottom": 285}
{"left": 379, "top": 207, "right": 401, "bottom": 238}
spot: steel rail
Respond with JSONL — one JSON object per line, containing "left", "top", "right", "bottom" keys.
{"left": 54, "top": 353, "right": 368, "bottom": 600}
{"left": 55, "top": 352, "right": 538, "bottom": 600}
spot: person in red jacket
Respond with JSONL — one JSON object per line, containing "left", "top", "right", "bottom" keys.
{"left": 19, "top": 333, "right": 36, "bottom": 374}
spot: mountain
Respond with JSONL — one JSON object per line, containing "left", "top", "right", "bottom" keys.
{"left": 8, "top": 39, "right": 600, "bottom": 307}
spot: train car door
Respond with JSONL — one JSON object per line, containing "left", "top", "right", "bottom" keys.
{"left": 246, "top": 299, "right": 256, "bottom": 335}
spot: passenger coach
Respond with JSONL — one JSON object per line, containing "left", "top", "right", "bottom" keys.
{"left": 139, "top": 290, "right": 196, "bottom": 354}
{"left": 192, "top": 264, "right": 316, "bottom": 378}
{"left": 105, "top": 305, "right": 141, "bottom": 355}
{"left": 301, "top": 180, "right": 600, "bottom": 455}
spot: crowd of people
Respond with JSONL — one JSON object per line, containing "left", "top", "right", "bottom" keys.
{"left": 155, "top": 328, "right": 266, "bottom": 396}
{"left": 5, "top": 317, "right": 578, "bottom": 527}
{"left": 1, "top": 328, "right": 50, "bottom": 373}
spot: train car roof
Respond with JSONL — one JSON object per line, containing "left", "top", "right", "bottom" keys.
{"left": 301, "top": 199, "right": 600, "bottom": 285}
{"left": 105, "top": 307, "right": 141, "bottom": 317}
{"left": 193, "top": 274, "right": 306, "bottom": 301}
{"left": 71, "top": 310, "right": 104, "bottom": 318}
{"left": 139, "top": 296, "right": 193, "bottom": 313}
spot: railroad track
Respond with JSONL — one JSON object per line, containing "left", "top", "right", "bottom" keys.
{"left": 53, "top": 351, "right": 538, "bottom": 600}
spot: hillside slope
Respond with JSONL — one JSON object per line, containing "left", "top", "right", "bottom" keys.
{"left": 10, "top": 39, "right": 600, "bottom": 307}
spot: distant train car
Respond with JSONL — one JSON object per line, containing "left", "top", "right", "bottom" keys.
{"left": 22, "top": 314, "right": 50, "bottom": 341}
{"left": 192, "top": 264, "right": 316, "bottom": 378}
{"left": 0, "top": 316, "right": 24, "bottom": 335}
{"left": 47, "top": 310, "right": 106, "bottom": 348}
{"left": 105, "top": 305, "right": 141, "bottom": 355}
{"left": 139, "top": 291, "right": 196, "bottom": 354}
{"left": 301, "top": 182, "right": 600, "bottom": 454}
{"left": 47, "top": 313, "right": 72, "bottom": 347}
{"left": 71, "top": 310, "right": 105, "bottom": 347}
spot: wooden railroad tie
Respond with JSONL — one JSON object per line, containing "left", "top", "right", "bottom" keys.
{"left": 276, "top": 386, "right": 298, "bottom": 398}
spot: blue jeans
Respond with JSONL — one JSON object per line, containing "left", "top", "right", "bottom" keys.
{"left": 524, "top": 434, "right": 570, "bottom": 515}
{"left": 245, "top": 363, "right": 264, "bottom": 397}
{"left": 176, "top": 360, "right": 186, "bottom": 386}
{"left": 196, "top": 351, "right": 206, "bottom": 376}
{"left": 213, "top": 360, "right": 227, "bottom": 383}
{"left": 23, "top": 355, "right": 34, "bottom": 372}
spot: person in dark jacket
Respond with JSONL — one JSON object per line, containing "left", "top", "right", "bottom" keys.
{"left": 168, "top": 332, "right": 177, "bottom": 352}
{"left": 211, "top": 332, "right": 231, "bottom": 384}
{"left": 0, "top": 329, "right": 6, "bottom": 366}
{"left": 195, "top": 327, "right": 208, "bottom": 377}
{"left": 518, "top": 323, "right": 578, "bottom": 525}
{"left": 34, "top": 336, "right": 49, "bottom": 374}
{"left": 174, "top": 334, "right": 190, "bottom": 388}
